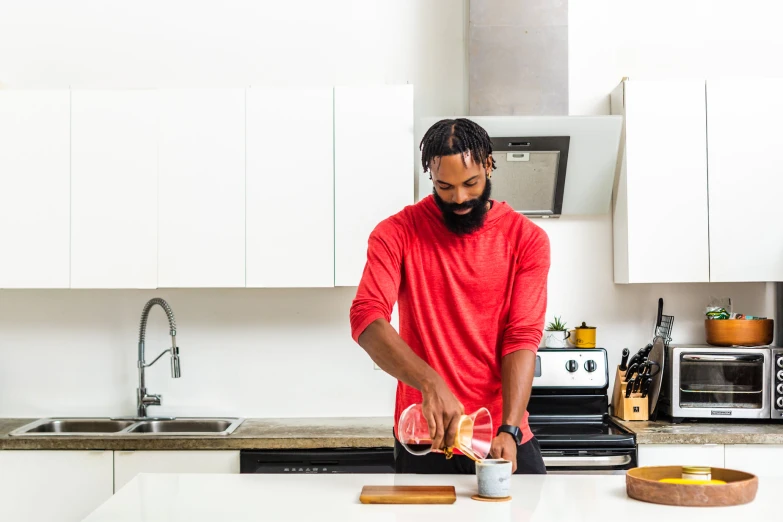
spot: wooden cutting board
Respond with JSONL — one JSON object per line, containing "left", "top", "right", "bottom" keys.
{"left": 359, "top": 485, "right": 457, "bottom": 504}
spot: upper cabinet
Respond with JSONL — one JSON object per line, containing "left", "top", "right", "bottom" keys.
{"left": 70, "top": 90, "right": 159, "bottom": 289}
{"left": 0, "top": 91, "right": 70, "bottom": 289}
{"left": 334, "top": 85, "right": 414, "bottom": 287}
{"left": 158, "top": 89, "right": 246, "bottom": 288}
{"left": 246, "top": 87, "right": 334, "bottom": 288}
{"left": 0, "top": 85, "right": 413, "bottom": 289}
{"left": 611, "top": 79, "right": 710, "bottom": 283}
{"left": 706, "top": 79, "right": 783, "bottom": 282}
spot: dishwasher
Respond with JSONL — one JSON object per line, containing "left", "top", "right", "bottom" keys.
{"left": 240, "top": 448, "right": 395, "bottom": 474}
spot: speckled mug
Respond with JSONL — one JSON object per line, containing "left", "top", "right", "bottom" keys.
{"left": 476, "top": 459, "right": 512, "bottom": 498}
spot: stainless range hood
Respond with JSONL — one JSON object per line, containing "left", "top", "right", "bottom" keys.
{"left": 416, "top": 116, "right": 622, "bottom": 217}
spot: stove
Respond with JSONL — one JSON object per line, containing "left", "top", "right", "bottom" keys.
{"left": 529, "top": 348, "right": 637, "bottom": 473}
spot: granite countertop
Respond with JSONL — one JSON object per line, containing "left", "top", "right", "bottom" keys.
{"left": 611, "top": 417, "right": 783, "bottom": 444}
{"left": 0, "top": 417, "right": 395, "bottom": 451}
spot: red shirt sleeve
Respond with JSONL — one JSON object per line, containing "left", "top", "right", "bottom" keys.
{"left": 349, "top": 215, "right": 407, "bottom": 343}
{"left": 501, "top": 224, "right": 551, "bottom": 357}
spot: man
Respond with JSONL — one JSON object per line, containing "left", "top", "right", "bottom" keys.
{"left": 349, "top": 118, "right": 550, "bottom": 474}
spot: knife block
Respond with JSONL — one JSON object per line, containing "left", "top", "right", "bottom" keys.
{"left": 611, "top": 367, "right": 649, "bottom": 421}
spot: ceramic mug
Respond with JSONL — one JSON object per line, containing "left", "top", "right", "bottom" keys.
{"left": 476, "top": 459, "right": 513, "bottom": 498}
{"left": 544, "top": 330, "right": 570, "bottom": 348}
{"left": 568, "top": 322, "right": 596, "bottom": 348}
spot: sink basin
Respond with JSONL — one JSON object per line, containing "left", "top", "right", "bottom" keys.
{"left": 127, "top": 419, "right": 239, "bottom": 435}
{"left": 9, "top": 418, "right": 136, "bottom": 436}
{"left": 8, "top": 417, "right": 244, "bottom": 437}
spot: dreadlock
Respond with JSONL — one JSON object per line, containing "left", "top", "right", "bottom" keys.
{"left": 419, "top": 118, "right": 497, "bottom": 176}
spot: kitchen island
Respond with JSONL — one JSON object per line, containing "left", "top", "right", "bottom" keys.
{"left": 83, "top": 472, "right": 777, "bottom": 521}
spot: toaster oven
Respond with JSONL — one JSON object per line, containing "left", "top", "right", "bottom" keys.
{"left": 659, "top": 344, "right": 783, "bottom": 421}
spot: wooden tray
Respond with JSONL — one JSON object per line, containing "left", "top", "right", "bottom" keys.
{"left": 359, "top": 485, "right": 457, "bottom": 504}
{"left": 626, "top": 466, "right": 758, "bottom": 507}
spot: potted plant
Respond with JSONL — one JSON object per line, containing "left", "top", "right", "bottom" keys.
{"left": 544, "top": 316, "right": 570, "bottom": 348}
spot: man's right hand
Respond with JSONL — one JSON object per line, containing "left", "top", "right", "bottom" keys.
{"left": 422, "top": 379, "right": 464, "bottom": 451}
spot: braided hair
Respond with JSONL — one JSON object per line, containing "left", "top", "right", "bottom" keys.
{"left": 419, "top": 118, "right": 497, "bottom": 176}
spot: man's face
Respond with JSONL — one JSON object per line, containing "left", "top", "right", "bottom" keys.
{"left": 430, "top": 153, "right": 492, "bottom": 235}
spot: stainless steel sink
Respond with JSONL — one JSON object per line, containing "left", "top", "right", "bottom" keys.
{"left": 8, "top": 417, "right": 244, "bottom": 437}
{"left": 126, "top": 419, "right": 239, "bottom": 435}
{"left": 9, "top": 419, "right": 136, "bottom": 435}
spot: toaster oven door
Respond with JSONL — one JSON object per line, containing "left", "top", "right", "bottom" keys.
{"left": 672, "top": 348, "right": 770, "bottom": 419}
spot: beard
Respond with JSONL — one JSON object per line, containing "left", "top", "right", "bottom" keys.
{"left": 432, "top": 178, "right": 492, "bottom": 235}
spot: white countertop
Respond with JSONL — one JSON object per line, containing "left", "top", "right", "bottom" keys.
{"left": 83, "top": 472, "right": 778, "bottom": 521}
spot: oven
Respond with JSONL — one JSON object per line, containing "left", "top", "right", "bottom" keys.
{"left": 529, "top": 349, "right": 637, "bottom": 474}
{"left": 660, "top": 345, "right": 783, "bottom": 421}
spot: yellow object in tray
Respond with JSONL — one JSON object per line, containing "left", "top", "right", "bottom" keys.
{"left": 658, "top": 478, "right": 727, "bottom": 485}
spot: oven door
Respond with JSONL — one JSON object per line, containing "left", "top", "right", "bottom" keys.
{"left": 542, "top": 449, "right": 636, "bottom": 475}
{"left": 672, "top": 348, "right": 770, "bottom": 419}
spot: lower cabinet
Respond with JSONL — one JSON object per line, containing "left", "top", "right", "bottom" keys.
{"left": 113, "top": 450, "right": 240, "bottom": 491}
{"left": 724, "top": 444, "right": 783, "bottom": 478}
{"left": 0, "top": 450, "right": 113, "bottom": 522}
{"left": 637, "top": 444, "right": 725, "bottom": 468}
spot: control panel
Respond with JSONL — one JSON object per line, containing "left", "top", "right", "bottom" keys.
{"left": 773, "top": 348, "right": 783, "bottom": 419}
{"left": 533, "top": 348, "right": 608, "bottom": 388}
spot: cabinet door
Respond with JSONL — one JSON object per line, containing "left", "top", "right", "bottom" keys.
{"left": 725, "top": 444, "right": 783, "bottom": 477}
{"left": 0, "top": 90, "right": 70, "bottom": 288}
{"left": 0, "top": 450, "right": 113, "bottom": 522}
{"left": 637, "top": 443, "right": 724, "bottom": 468}
{"left": 246, "top": 87, "right": 334, "bottom": 287}
{"left": 334, "top": 85, "right": 414, "bottom": 287}
{"left": 707, "top": 79, "right": 783, "bottom": 282}
{"left": 113, "top": 450, "right": 240, "bottom": 492}
{"left": 611, "top": 80, "right": 709, "bottom": 283}
{"left": 70, "top": 90, "right": 158, "bottom": 288}
{"left": 158, "top": 89, "right": 245, "bottom": 288}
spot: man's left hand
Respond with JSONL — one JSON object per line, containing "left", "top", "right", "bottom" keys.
{"left": 489, "top": 433, "right": 517, "bottom": 472}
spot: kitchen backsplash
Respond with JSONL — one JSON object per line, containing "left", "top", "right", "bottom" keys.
{"left": 0, "top": 215, "right": 771, "bottom": 418}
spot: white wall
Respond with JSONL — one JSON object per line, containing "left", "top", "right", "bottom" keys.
{"left": 0, "top": 0, "right": 778, "bottom": 419}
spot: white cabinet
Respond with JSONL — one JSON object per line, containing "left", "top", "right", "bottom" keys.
{"left": 70, "top": 90, "right": 158, "bottom": 289}
{"left": 637, "top": 444, "right": 724, "bottom": 468}
{"left": 158, "top": 89, "right": 246, "bottom": 288}
{"left": 334, "top": 85, "right": 414, "bottom": 287}
{"left": 706, "top": 79, "right": 783, "bottom": 282}
{"left": 611, "top": 80, "right": 710, "bottom": 283}
{"left": 0, "top": 90, "right": 71, "bottom": 288}
{"left": 0, "top": 450, "right": 113, "bottom": 522}
{"left": 724, "top": 444, "right": 783, "bottom": 478}
{"left": 246, "top": 87, "right": 334, "bottom": 287}
{"left": 113, "top": 450, "right": 240, "bottom": 491}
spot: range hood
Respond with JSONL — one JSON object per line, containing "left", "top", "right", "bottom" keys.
{"left": 415, "top": 116, "right": 623, "bottom": 217}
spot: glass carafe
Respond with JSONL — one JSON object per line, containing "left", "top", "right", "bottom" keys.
{"left": 397, "top": 403, "right": 493, "bottom": 459}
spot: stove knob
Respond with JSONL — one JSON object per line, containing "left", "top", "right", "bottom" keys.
{"left": 778, "top": 357, "right": 783, "bottom": 369}
{"left": 778, "top": 370, "right": 783, "bottom": 382}
{"left": 777, "top": 383, "right": 783, "bottom": 395}
{"left": 566, "top": 360, "right": 579, "bottom": 373}
{"left": 584, "top": 360, "right": 597, "bottom": 373}
{"left": 777, "top": 397, "right": 783, "bottom": 409}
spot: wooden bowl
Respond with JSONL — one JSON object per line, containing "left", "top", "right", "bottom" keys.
{"left": 626, "top": 466, "right": 758, "bottom": 507}
{"left": 705, "top": 319, "right": 773, "bottom": 347}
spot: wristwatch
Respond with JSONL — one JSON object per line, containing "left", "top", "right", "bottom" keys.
{"left": 497, "top": 424, "right": 522, "bottom": 445}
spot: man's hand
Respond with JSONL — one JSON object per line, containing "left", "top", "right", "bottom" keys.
{"left": 421, "top": 379, "right": 464, "bottom": 451}
{"left": 490, "top": 433, "right": 518, "bottom": 472}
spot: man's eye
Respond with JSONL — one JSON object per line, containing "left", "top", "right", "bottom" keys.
{"left": 465, "top": 182, "right": 477, "bottom": 187}
{"left": 438, "top": 185, "right": 452, "bottom": 190}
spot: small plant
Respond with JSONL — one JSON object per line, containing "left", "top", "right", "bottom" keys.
{"left": 546, "top": 316, "right": 567, "bottom": 331}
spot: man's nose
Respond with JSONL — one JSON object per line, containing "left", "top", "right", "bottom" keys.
{"left": 454, "top": 187, "right": 470, "bottom": 205}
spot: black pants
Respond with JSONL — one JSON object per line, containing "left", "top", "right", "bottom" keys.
{"left": 394, "top": 436, "right": 547, "bottom": 475}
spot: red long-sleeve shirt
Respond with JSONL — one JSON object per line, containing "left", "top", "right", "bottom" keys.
{"left": 350, "top": 195, "right": 550, "bottom": 445}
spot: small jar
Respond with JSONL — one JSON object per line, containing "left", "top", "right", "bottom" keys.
{"left": 682, "top": 466, "right": 711, "bottom": 481}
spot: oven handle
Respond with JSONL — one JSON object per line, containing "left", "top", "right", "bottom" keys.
{"left": 543, "top": 455, "right": 632, "bottom": 467}
{"left": 682, "top": 354, "right": 764, "bottom": 362}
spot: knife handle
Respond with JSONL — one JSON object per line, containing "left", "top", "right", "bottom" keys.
{"left": 625, "top": 378, "right": 635, "bottom": 398}
{"left": 619, "top": 348, "right": 630, "bottom": 371}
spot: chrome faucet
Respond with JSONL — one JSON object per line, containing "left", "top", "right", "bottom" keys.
{"left": 137, "top": 298, "right": 181, "bottom": 417}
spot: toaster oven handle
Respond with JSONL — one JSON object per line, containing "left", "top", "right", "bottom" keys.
{"left": 682, "top": 354, "right": 764, "bottom": 362}
{"left": 542, "top": 455, "right": 632, "bottom": 467}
